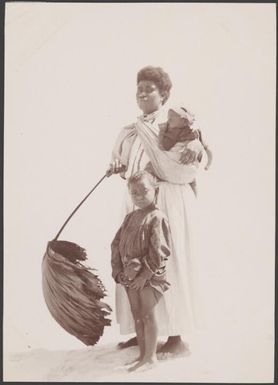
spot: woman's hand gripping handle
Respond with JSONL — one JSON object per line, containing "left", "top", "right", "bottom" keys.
{"left": 106, "top": 159, "right": 127, "bottom": 177}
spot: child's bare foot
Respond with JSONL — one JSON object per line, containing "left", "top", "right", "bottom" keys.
{"left": 128, "top": 357, "right": 157, "bottom": 372}
{"left": 157, "top": 336, "right": 190, "bottom": 360}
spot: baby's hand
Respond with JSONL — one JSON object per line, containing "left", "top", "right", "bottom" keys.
{"left": 180, "top": 140, "right": 203, "bottom": 165}
{"left": 129, "top": 276, "right": 147, "bottom": 291}
{"left": 180, "top": 148, "right": 198, "bottom": 164}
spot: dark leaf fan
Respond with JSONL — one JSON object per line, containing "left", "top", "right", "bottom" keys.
{"left": 42, "top": 174, "right": 112, "bottom": 346}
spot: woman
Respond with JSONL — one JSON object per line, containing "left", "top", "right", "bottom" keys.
{"left": 109, "top": 66, "right": 203, "bottom": 357}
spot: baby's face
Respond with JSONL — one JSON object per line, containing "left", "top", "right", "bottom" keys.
{"left": 129, "top": 179, "right": 156, "bottom": 209}
{"left": 167, "top": 109, "right": 186, "bottom": 130}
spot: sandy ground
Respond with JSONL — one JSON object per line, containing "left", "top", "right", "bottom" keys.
{"left": 5, "top": 260, "right": 274, "bottom": 384}
{"left": 5, "top": 324, "right": 273, "bottom": 383}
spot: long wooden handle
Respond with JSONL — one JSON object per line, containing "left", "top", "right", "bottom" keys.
{"left": 53, "top": 174, "right": 107, "bottom": 240}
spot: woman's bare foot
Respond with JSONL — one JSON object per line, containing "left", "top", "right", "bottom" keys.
{"left": 117, "top": 337, "right": 138, "bottom": 349}
{"left": 128, "top": 357, "right": 157, "bottom": 372}
{"left": 157, "top": 336, "right": 190, "bottom": 360}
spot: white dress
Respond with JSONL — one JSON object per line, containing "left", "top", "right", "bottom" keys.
{"left": 113, "top": 112, "right": 202, "bottom": 336}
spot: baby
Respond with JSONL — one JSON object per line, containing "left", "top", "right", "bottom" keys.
{"left": 159, "top": 106, "right": 212, "bottom": 167}
{"left": 111, "top": 170, "right": 171, "bottom": 371}
{"left": 158, "top": 106, "right": 212, "bottom": 194}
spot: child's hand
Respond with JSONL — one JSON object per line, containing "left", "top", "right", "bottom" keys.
{"left": 129, "top": 276, "right": 147, "bottom": 291}
{"left": 116, "top": 272, "right": 128, "bottom": 286}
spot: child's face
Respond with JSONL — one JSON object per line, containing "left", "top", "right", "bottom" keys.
{"left": 129, "top": 179, "right": 156, "bottom": 209}
{"left": 167, "top": 109, "right": 187, "bottom": 129}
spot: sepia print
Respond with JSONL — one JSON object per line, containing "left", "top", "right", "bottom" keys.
{"left": 4, "top": 2, "right": 276, "bottom": 382}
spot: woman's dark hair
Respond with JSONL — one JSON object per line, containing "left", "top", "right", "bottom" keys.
{"left": 137, "top": 66, "right": 172, "bottom": 104}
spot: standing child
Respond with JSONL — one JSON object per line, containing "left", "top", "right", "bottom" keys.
{"left": 111, "top": 171, "right": 171, "bottom": 372}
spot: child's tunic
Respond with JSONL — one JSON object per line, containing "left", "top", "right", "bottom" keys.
{"left": 111, "top": 203, "right": 171, "bottom": 294}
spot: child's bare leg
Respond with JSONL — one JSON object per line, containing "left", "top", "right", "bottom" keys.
{"left": 128, "top": 286, "right": 161, "bottom": 372}
{"left": 125, "top": 288, "right": 145, "bottom": 364}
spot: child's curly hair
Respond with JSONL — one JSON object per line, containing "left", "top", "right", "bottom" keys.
{"left": 128, "top": 170, "right": 158, "bottom": 189}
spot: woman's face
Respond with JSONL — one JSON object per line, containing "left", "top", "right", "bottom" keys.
{"left": 136, "top": 80, "right": 164, "bottom": 114}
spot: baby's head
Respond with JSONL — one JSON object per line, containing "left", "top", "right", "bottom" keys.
{"left": 167, "top": 106, "right": 195, "bottom": 130}
{"left": 128, "top": 171, "right": 157, "bottom": 209}
{"left": 158, "top": 106, "right": 196, "bottom": 151}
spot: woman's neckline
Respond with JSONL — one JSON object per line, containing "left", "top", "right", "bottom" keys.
{"left": 141, "top": 109, "right": 161, "bottom": 122}
{"left": 139, "top": 106, "right": 168, "bottom": 123}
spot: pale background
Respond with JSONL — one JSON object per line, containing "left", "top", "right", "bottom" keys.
{"left": 4, "top": 2, "right": 276, "bottom": 382}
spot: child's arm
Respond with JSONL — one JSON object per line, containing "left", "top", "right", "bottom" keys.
{"left": 129, "top": 214, "right": 171, "bottom": 290}
{"left": 144, "top": 215, "right": 171, "bottom": 276}
{"left": 111, "top": 226, "right": 124, "bottom": 283}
